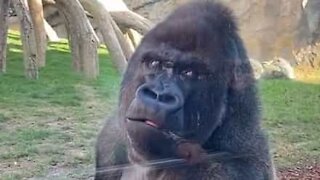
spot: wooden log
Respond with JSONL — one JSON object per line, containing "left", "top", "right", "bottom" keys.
{"left": 28, "top": 0, "right": 47, "bottom": 67}
{"left": 12, "top": 0, "right": 38, "bottom": 79}
{"left": 55, "top": 0, "right": 99, "bottom": 78}
{"left": 0, "top": 0, "right": 9, "bottom": 73}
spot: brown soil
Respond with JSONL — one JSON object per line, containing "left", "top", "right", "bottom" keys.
{"left": 278, "top": 162, "right": 320, "bottom": 180}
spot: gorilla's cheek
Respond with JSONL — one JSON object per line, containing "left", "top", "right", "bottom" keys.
{"left": 184, "top": 92, "right": 227, "bottom": 144}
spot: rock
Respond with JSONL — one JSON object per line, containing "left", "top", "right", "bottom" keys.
{"left": 249, "top": 57, "right": 295, "bottom": 79}
{"left": 123, "top": 0, "right": 320, "bottom": 62}
{"left": 249, "top": 58, "right": 264, "bottom": 79}
{"left": 261, "top": 57, "right": 296, "bottom": 79}
{"left": 303, "top": 0, "right": 320, "bottom": 44}
{"left": 293, "top": 42, "right": 320, "bottom": 69}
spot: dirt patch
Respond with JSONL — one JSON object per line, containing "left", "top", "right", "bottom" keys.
{"left": 278, "top": 162, "right": 320, "bottom": 180}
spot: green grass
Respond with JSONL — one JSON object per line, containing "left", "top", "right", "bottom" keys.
{"left": 259, "top": 80, "right": 320, "bottom": 167}
{"left": 0, "top": 30, "right": 319, "bottom": 178}
{"left": 0, "top": 32, "right": 119, "bottom": 108}
{"left": 0, "top": 31, "right": 120, "bottom": 179}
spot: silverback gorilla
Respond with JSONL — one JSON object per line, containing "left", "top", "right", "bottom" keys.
{"left": 95, "top": 1, "right": 276, "bottom": 180}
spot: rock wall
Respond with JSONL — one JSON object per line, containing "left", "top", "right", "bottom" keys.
{"left": 123, "top": 0, "right": 320, "bottom": 63}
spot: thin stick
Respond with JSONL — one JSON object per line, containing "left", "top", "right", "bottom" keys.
{"left": 95, "top": 152, "right": 248, "bottom": 176}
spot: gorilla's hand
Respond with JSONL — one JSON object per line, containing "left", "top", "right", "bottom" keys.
{"left": 163, "top": 131, "right": 207, "bottom": 164}
{"left": 176, "top": 141, "right": 207, "bottom": 165}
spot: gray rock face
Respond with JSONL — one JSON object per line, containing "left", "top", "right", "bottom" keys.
{"left": 123, "top": 0, "right": 320, "bottom": 62}
{"left": 303, "top": 0, "right": 320, "bottom": 44}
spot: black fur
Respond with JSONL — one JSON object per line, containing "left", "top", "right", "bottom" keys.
{"left": 95, "top": 1, "right": 275, "bottom": 180}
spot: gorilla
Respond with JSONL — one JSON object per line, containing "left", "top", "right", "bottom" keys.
{"left": 95, "top": 1, "right": 276, "bottom": 180}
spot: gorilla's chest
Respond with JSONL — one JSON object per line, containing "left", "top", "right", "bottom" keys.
{"left": 121, "top": 165, "right": 149, "bottom": 180}
{"left": 120, "top": 164, "right": 187, "bottom": 180}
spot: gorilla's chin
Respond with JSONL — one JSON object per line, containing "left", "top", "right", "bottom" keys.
{"left": 125, "top": 120, "right": 208, "bottom": 165}
{"left": 125, "top": 120, "right": 178, "bottom": 160}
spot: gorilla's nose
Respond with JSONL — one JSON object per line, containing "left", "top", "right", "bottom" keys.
{"left": 137, "top": 83, "right": 183, "bottom": 112}
{"left": 142, "top": 87, "right": 176, "bottom": 103}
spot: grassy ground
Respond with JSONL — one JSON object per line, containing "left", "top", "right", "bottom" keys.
{"left": 260, "top": 80, "right": 320, "bottom": 168}
{"left": 0, "top": 31, "right": 319, "bottom": 179}
{"left": 0, "top": 31, "right": 120, "bottom": 179}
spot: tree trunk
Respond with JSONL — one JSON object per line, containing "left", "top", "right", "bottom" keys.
{"left": 55, "top": 0, "right": 99, "bottom": 78}
{"left": 57, "top": 6, "right": 81, "bottom": 71}
{"left": 12, "top": 0, "right": 38, "bottom": 79}
{"left": 103, "top": 0, "right": 153, "bottom": 35}
{"left": 127, "top": 28, "right": 142, "bottom": 48}
{"left": 111, "top": 20, "right": 134, "bottom": 60}
{"left": 122, "top": 28, "right": 136, "bottom": 52}
{"left": 0, "top": 0, "right": 9, "bottom": 74}
{"left": 79, "top": 0, "right": 127, "bottom": 73}
{"left": 110, "top": 11, "right": 152, "bottom": 35}
{"left": 28, "top": 0, "right": 47, "bottom": 67}
{"left": 44, "top": 19, "right": 59, "bottom": 42}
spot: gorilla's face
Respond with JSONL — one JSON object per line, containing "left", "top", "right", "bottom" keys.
{"left": 120, "top": 16, "right": 235, "bottom": 162}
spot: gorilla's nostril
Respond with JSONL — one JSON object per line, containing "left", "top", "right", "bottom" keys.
{"left": 142, "top": 87, "right": 157, "bottom": 99}
{"left": 141, "top": 87, "right": 176, "bottom": 104}
{"left": 159, "top": 94, "right": 176, "bottom": 104}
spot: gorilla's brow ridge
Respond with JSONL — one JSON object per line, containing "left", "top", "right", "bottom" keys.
{"left": 143, "top": 49, "right": 212, "bottom": 72}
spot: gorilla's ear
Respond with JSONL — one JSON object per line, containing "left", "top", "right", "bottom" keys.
{"left": 228, "top": 38, "right": 254, "bottom": 91}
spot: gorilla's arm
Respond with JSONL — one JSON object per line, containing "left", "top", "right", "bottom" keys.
{"left": 95, "top": 117, "right": 128, "bottom": 180}
{"left": 200, "top": 84, "right": 276, "bottom": 180}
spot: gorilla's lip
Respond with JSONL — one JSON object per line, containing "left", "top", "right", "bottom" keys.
{"left": 126, "top": 118, "right": 159, "bottom": 128}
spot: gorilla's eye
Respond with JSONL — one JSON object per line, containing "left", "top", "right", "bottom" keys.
{"left": 181, "top": 69, "right": 194, "bottom": 78}
{"left": 151, "top": 60, "right": 160, "bottom": 67}
{"left": 181, "top": 69, "right": 210, "bottom": 80}
{"left": 146, "top": 59, "right": 162, "bottom": 70}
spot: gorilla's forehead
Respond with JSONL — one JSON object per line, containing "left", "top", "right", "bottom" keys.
{"left": 151, "top": 21, "right": 220, "bottom": 54}
{"left": 146, "top": 10, "right": 234, "bottom": 54}
{"left": 138, "top": 24, "right": 232, "bottom": 70}
{"left": 142, "top": 43, "right": 212, "bottom": 66}
{"left": 138, "top": 42, "right": 228, "bottom": 71}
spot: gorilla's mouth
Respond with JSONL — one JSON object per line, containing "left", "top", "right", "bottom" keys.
{"left": 126, "top": 118, "right": 185, "bottom": 142}
{"left": 127, "top": 118, "right": 159, "bottom": 128}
